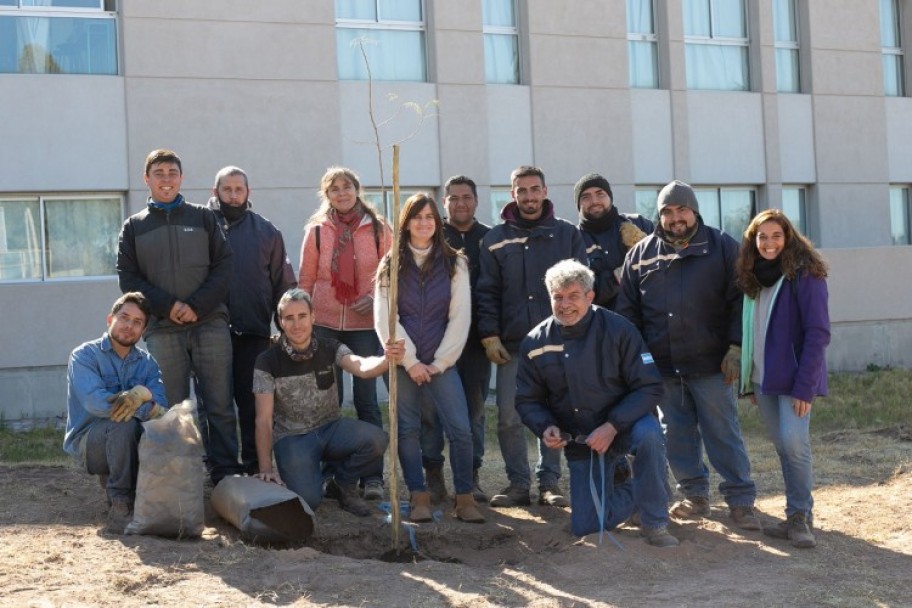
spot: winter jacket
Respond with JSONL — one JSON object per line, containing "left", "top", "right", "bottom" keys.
{"left": 117, "top": 197, "right": 232, "bottom": 333}
{"left": 740, "top": 273, "right": 830, "bottom": 402}
{"left": 515, "top": 307, "right": 664, "bottom": 461}
{"left": 398, "top": 253, "right": 453, "bottom": 364}
{"left": 580, "top": 213, "right": 654, "bottom": 310}
{"left": 298, "top": 214, "right": 393, "bottom": 331}
{"left": 208, "top": 198, "right": 296, "bottom": 337}
{"left": 443, "top": 219, "right": 491, "bottom": 343}
{"left": 476, "top": 200, "right": 587, "bottom": 351}
{"left": 616, "top": 219, "right": 742, "bottom": 376}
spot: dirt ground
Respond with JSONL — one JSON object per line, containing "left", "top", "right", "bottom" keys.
{"left": 2, "top": 427, "right": 910, "bottom": 608}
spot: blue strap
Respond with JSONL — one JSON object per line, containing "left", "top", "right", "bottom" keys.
{"left": 588, "top": 450, "right": 625, "bottom": 551}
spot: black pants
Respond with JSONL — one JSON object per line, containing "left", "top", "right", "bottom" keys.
{"left": 231, "top": 333, "right": 271, "bottom": 473}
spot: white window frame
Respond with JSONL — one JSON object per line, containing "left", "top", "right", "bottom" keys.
{"left": 0, "top": 1, "right": 105, "bottom": 11}
{"left": 692, "top": 186, "right": 756, "bottom": 239}
{"left": 627, "top": 0, "right": 659, "bottom": 88}
{"left": 335, "top": 0, "right": 427, "bottom": 82}
{"left": 773, "top": 0, "right": 800, "bottom": 93}
{"left": 881, "top": 0, "right": 905, "bottom": 97}
{"left": 683, "top": 0, "right": 750, "bottom": 91}
{"left": 0, "top": 193, "right": 123, "bottom": 283}
{"left": 890, "top": 186, "right": 911, "bottom": 245}
{"left": 482, "top": 0, "right": 520, "bottom": 84}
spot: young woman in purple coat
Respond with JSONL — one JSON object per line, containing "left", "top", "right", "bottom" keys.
{"left": 736, "top": 209, "right": 830, "bottom": 549}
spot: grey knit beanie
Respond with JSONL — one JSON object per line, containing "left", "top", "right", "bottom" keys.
{"left": 656, "top": 180, "right": 699, "bottom": 214}
{"left": 573, "top": 173, "right": 613, "bottom": 209}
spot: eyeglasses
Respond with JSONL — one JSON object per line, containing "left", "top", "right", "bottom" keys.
{"left": 559, "top": 432, "right": 590, "bottom": 445}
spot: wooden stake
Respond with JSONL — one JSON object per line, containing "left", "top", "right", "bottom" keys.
{"left": 387, "top": 144, "right": 401, "bottom": 548}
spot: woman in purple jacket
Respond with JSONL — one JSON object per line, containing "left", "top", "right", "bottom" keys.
{"left": 736, "top": 209, "right": 830, "bottom": 549}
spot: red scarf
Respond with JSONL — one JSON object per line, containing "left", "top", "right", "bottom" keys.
{"left": 329, "top": 202, "right": 364, "bottom": 304}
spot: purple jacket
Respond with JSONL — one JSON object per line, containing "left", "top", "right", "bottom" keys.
{"left": 754, "top": 273, "right": 830, "bottom": 402}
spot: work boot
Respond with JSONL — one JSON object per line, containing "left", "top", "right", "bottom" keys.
{"left": 640, "top": 525, "right": 680, "bottom": 547}
{"left": 409, "top": 491, "right": 433, "bottom": 523}
{"left": 538, "top": 486, "right": 570, "bottom": 507}
{"left": 105, "top": 499, "right": 132, "bottom": 534}
{"left": 454, "top": 493, "right": 485, "bottom": 523}
{"left": 425, "top": 466, "right": 448, "bottom": 504}
{"left": 489, "top": 485, "right": 531, "bottom": 507}
{"left": 763, "top": 512, "right": 816, "bottom": 548}
{"left": 670, "top": 495, "right": 711, "bottom": 518}
{"left": 362, "top": 480, "right": 384, "bottom": 501}
{"left": 471, "top": 469, "right": 488, "bottom": 503}
{"left": 730, "top": 505, "right": 762, "bottom": 530}
{"left": 328, "top": 479, "right": 372, "bottom": 517}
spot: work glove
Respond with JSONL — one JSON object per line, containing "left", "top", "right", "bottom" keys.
{"left": 107, "top": 385, "right": 153, "bottom": 422}
{"left": 481, "top": 336, "right": 511, "bottom": 365}
{"left": 619, "top": 222, "right": 647, "bottom": 248}
{"left": 721, "top": 345, "right": 741, "bottom": 385}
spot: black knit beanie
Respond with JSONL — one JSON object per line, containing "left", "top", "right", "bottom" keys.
{"left": 574, "top": 173, "right": 613, "bottom": 209}
{"left": 656, "top": 180, "right": 700, "bottom": 214}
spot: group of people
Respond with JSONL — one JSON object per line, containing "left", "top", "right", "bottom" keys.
{"left": 64, "top": 149, "right": 830, "bottom": 551}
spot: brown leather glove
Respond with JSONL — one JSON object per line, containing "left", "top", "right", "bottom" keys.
{"left": 619, "top": 222, "right": 647, "bottom": 248}
{"left": 481, "top": 336, "right": 511, "bottom": 365}
{"left": 721, "top": 345, "right": 741, "bottom": 385}
{"left": 107, "top": 385, "right": 153, "bottom": 422}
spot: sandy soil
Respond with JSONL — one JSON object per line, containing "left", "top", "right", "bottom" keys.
{"left": 1, "top": 428, "right": 910, "bottom": 608}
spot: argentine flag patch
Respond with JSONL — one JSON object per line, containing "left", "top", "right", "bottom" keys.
{"left": 641, "top": 352, "right": 655, "bottom": 365}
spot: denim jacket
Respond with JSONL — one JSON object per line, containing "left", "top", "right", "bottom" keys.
{"left": 63, "top": 333, "right": 168, "bottom": 464}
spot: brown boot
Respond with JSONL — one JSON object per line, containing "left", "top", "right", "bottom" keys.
{"left": 454, "top": 493, "right": 485, "bottom": 523}
{"left": 409, "top": 491, "right": 432, "bottom": 523}
{"left": 425, "top": 466, "right": 448, "bottom": 504}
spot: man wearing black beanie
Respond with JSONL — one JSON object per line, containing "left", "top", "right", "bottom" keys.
{"left": 574, "top": 173, "right": 653, "bottom": 310}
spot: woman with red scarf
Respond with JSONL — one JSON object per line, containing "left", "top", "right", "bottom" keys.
{"left": 299, "top": 167, "right": 393, "bottom": 500}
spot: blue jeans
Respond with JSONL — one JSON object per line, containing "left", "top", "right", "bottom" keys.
{"left": 146, "top": 317, "right": 240, "bottom": 482}
{"left": 396, "top": 367, "right": 474, "bottom": 494}
{"left": 421, "top": 340, "right": 491, "bottom": 471}
{"left": 85, "top": 418, "right": 143, "bottom": 504}
{"left": 495, "top": 356, "right": 562, "bottom": 489}
{"left": 568, "top": 416, "right": 670, "bottom": 536}
{"left": 273, "top": 417, "right": 387, "bottom": 510}
{"left": 661, "top": 374, "right": 756, "bottom": 507}
{"left": 231, "top": 333, "right": 271, "bottom": 473}
{"left": 755, "top": 392, "right": 814, "bottom": 517}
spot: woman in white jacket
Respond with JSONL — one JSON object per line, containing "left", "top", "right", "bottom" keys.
{"left": 375, "top": 193, "right": 484, "bottom": 524}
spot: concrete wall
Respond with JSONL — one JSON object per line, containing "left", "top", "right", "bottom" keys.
{"left": 1, "top": 0, "right": 911, "bottom": 422}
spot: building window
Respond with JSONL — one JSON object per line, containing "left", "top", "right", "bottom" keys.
{"left": 880, "top": 0, "right": 905, "bottom": 96}
{"left": 363, "top": 188, "right": 429, "bottom": 222}
{"left": 683, "top": 0, "right": 749, "bottom": 91}
{"left": 0, "top": 1, "right": 117, "bottom": 75}
{"left": 489, "top": 187, "right": 512, "bottom": 225}
{"left": 773, "top": 0, "right": 800, "bottom": 93}
{"left": 0, "top": 195, "right": 122, "bottom": 282}
{"left": 635, "top": 188, "right": 660, "bottom": 222}
{"left": 890, "top": 186, "right": 911, "bottom": 245}
{"left": 335, "top": 0, "right": 426, "bottom": 82}
{"left": 627, "top": 0, "right": 658, "bottom": 88}
{"left": 781, "top": 186, "right": 807, "bottom": 235}
{"left": 483, "top": 0, "right": 519, "bottom": 84}
{"left": 692, "top": 187, "right": 755, "bottom": 238}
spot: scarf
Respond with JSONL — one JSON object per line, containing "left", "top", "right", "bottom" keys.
{"left": 329, "top": 202, "right": 365, "bottom": 304}
{"left": 281, "top": 334, "right": 317, "bottom": 362}
{"left": 148, "top": 194, "right": 183, "bottom": 212}
{"left": 218, "top": 200, "right": 248, "bottom": 223}
{"left": 753, "top": 257, "right": 783, "bottom": 287}
{"left": 578, "top": 206, "right": 619, "bottom": 234}
{"left": 659, "top": 221, "right": 699, "bottom": 249}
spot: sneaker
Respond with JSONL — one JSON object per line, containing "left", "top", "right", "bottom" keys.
{"left": 641, "top": 525, "right": 680, "bottom": 547}
{"left": 328, "top": 479, "right": 372, "bottom": 517}
{"left": 730, "top": 505, "right": 762, "bottom": 530}
{"left": 670, "top": 496, "right": 710, "bottom": 518}
{"left": 763, "top": 512, "right": 816, "bottom": 548}
{"left": 489, "top": 485, "right": 531, "bottom": 507}
{"left": 471, "top": 469, "right": 488, "bottom": 503}
{"left": 538, "top": 486, "right": 570, "bottom": 508}
{"left": 362, "top": 480, "right": 384, "bottom": 501}
{"left": 105, "top": 499, "right": 132, "bottom": 534}
{"left": 425, "top": 466, "right": 449, "bottom": 504}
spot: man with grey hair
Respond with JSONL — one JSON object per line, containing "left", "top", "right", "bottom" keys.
{"left": 616, "top": 180, "right": 760, "bottom": 531}
{"left": 207, "top": 166, "right": 297, "bottom": 474}
{"left": 515, "top": 259, "right": 677, "bottom": 546}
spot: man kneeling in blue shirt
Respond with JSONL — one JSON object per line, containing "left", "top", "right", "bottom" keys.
{"left": 64, "top": 292, "right": 168, "bottom": 531}
{"left": 515, "top": 260, "right": 678, "bottom": 547}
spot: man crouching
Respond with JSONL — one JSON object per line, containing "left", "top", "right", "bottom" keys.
{"left": 64, "top": 292, "right": 168, "bottom": 532}
{"left": 252, "top": 288, "right": 402, "bottom": 516}
{"left": 515, "top": 260, "right": 678, "bottom": 547}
